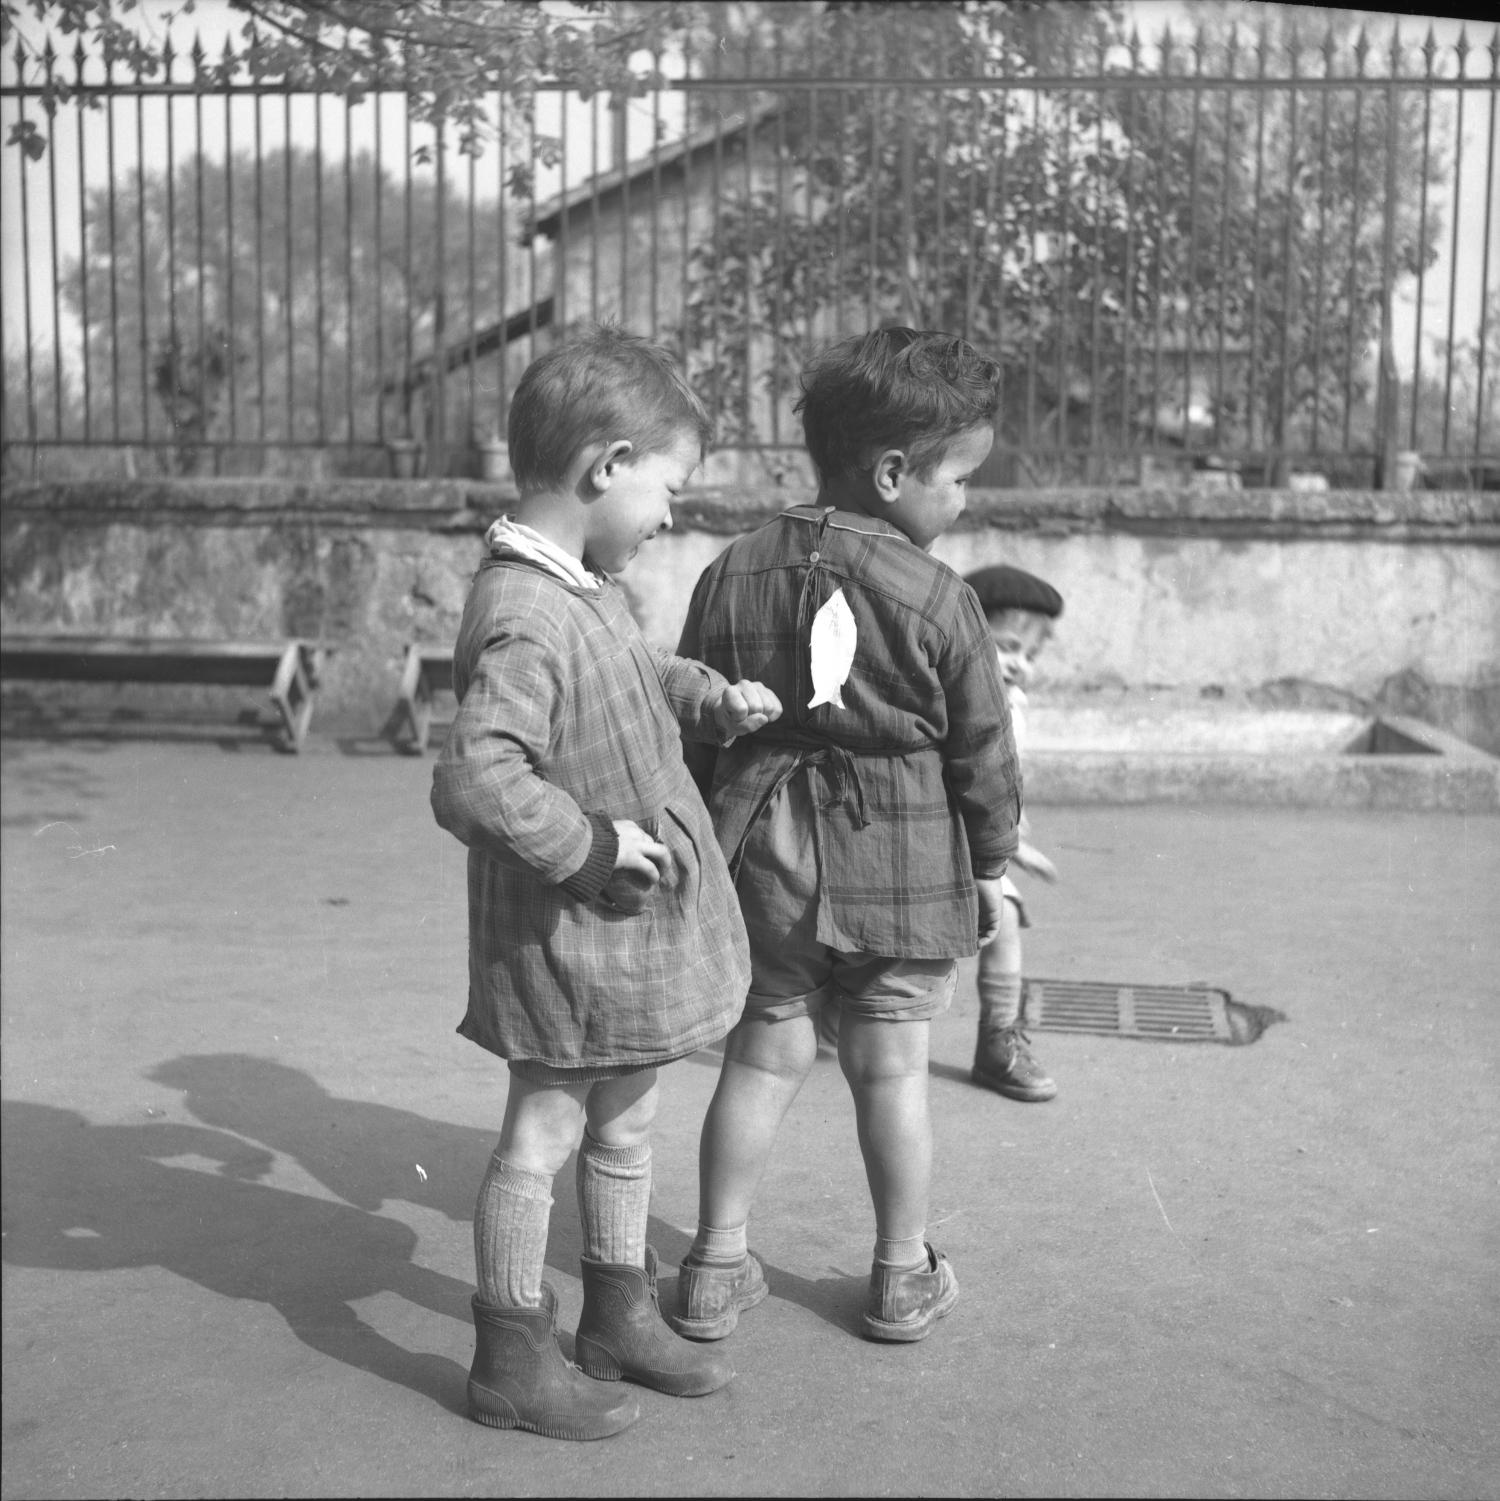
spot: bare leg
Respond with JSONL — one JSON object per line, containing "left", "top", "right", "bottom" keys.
{"left": 837, "top": 1014, "right": 931, "bottom": 1243}
{"left": 696, "top": 1009, "right": 821, "bottom": 1231}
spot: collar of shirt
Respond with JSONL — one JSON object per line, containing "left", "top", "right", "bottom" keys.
{"left": 485, "top": 516, "right": 599, "bottom": 590}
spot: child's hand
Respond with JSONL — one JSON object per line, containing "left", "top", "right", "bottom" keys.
{"left": 975, "top": 876, "right": 1007, "bottom": 947}
{"left": 600, "top": 819, "right": 675, "bottom": 914}
{"left": 1012, "top": 840, "right": 1058, "bottom": 883}
{"left": 712, "top": 680, "right": 783, "bottom": 741}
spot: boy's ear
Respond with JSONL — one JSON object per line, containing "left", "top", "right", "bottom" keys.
{"left": 872, "top": 448, "right": 905, "bottom": 503}
{"left": 586, "top": 439, "right": 634, "bottom": 493}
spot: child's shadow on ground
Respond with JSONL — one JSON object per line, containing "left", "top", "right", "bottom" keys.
{"left": 145, "top": 1053, "right": 705, "bottom": 1287}
{"left": 1, "top": 1094, "right": 473, "bottom": 1414}
{"left": 4, "top": 1056, "right": 852, "bottom": 1411}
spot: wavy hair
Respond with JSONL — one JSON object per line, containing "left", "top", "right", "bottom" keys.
{"left": 795, "top": 327, "right": 1000, "bottom": 482}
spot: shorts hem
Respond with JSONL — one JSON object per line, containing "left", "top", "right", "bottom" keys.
{"left": 744, "top": 965, "right": 956, "bottom": 1024}
{"left": 506, "top": 1053, "right": 692, "bottom": 1086}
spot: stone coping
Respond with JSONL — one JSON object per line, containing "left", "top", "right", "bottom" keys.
{"left": 3, "top": 479, "right": 1497, "bottom": 541}
{"left": 1027, "top": 749, "right": 1500, "bottom": 812}
{"left": 1024, "top": 708, "right": 1500, "bottom": 812}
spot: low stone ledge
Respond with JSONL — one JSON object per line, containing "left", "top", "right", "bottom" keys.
{"left": 677, "top": 486, "right": 1500, "bottom": 538}
{"left": 0, "top": 478, "right": 515, "bottom": 531}
{"left": 3, "top": 480, "right": 1496, "bottom": 542}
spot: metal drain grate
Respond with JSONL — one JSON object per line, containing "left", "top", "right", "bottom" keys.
{"left": 1022, "top": 979, "right": 1236, "bottom": 1042}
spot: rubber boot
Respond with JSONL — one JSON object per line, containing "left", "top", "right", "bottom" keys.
{"left": 467, "top": 1283, "right": 640, "bottom": 1440}
{"left": 575, "top": 1246, "right": 736, "bottom": 1396}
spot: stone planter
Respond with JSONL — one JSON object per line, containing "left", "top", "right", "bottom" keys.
{"left": 387, "top": 439, "right": 422, "bottom": 479}
{"left": 476, "top": 440, "right": 509, "bottom": 482}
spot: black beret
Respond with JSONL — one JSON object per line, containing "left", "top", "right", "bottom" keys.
{"left": 964, "top": 564, "right": 1064, "bottom": 618}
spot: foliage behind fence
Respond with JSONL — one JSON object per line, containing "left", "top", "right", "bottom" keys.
{"left": 2, "top": 6, "right": 1496, "bottom": 487}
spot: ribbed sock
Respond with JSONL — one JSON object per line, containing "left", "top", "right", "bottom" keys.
{"left": 978, "top": 965, "right": 1023, "bottom": 1032}
{"left": 688, "top": 1220, "right": 748, "bottom": 1267}
{"left": 576, "top": 1132, "right": 651, "bottom": 1266}
{"left": 473, "top": 1152, "right": 553, "bottom": 1308}
{"left": 874, "top": 1233, "right": 929, "bottom": 1273}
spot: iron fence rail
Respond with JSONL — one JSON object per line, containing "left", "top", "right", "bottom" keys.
{"left": 1, "top": 19, "right": 1496, "bottom": 485}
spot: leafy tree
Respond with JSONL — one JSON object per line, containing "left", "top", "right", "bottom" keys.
{"left": 1129, "top": 10, "right": 1448, "bottom": 468}
{"left": 55, "top": 147, "right": 516, "bottom": 467}
{"left": 674, "top": 0, "right": 1127, "bottom": 450}
{"left": 675, "top": 1, "right": 1454, "bottom": 477}
{"left": 2, "top": 0, "right": 695, "bottom": 191}
{"left": 1404, "top": 287, "right": 1500, "bottom": 475}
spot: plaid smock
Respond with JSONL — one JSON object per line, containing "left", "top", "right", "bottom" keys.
{"left": 677, "top": 505, "right": 1022, "bottom": 961}
{"left": 431, "top": 553, "right": 751, "bottom": 1069}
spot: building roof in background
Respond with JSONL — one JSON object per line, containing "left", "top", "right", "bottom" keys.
{"left": 524, "top": 100, "right": 779, "bottom": 242}
{"left": 383, "top": 296, "right": 555, "bottom": 390}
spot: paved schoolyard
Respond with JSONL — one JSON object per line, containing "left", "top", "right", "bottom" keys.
{"left": 2, "top": 726, "right": 1497, "bottom": 1499}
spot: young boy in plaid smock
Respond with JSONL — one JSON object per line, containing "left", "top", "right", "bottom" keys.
{"left": 431, "top": 328, "right": 781, "bottom": 1440}
{"left": 669, "top": 328, "right": 1022, "bottom": 1344}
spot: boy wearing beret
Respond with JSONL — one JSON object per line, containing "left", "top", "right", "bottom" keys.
{"left": 963, "top": 564, "right": 1064, "bottom": 1102}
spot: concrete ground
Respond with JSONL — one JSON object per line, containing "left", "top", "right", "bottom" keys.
{"left": 2, "top": 725, "right": 1497, "bottom": 1499}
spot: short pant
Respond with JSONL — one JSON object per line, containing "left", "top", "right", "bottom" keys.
{"left": 736, "top": 768, "right": 956, "bottom": 1025}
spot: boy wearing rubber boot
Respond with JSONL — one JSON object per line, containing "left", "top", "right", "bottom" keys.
{"left": 671, "top": 328, "right": 1021, "bottom": 1345}
{"left": 431, "top": 327, "right": 781, "bottom": 1438}
{"left": 964, "top": 564, "right": 1064, "bottom": 1102}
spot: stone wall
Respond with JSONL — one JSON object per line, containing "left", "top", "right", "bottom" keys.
{"left": 3, "top": 478, "right": 1497, "bottom": 751}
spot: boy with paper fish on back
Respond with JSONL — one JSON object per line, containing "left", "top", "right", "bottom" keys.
{"left": 672, "top": 327, "right": 1022, "bottom": 1344}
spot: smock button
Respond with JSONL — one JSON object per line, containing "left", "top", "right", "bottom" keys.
{"left": 809, "top": 550, "right": 820, "bottom": 562}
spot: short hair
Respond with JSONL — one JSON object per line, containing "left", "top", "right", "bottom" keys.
{"left": 507, "top": 325, "right": 712, "bottom": 489}
{"left": 795, "top": 327, "right": 1001, "bottom": 483}
{"left": 965, "top": 564, "right": 1064, "bottom": 619}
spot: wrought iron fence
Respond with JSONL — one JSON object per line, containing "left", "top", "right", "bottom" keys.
{"left": 1, "top": 14, "right": 1496, "bottom": 487}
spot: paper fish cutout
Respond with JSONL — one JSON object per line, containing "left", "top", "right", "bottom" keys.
{"left": 807, "top": 586, "right": 857, "bottom": 709}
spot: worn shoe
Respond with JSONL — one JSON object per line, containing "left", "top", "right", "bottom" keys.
{"left": 668, "top": 1250, "right": 769, "bottom": 1341}
{"left": 972, "top": 1024, "right": 1057, "bottom": 1101}
{"left": 862, "top": 1244, "right": 959, "bottom": 1343}
{"left": 467, "top": 1284, "right": 639, "bottom": 1440}
{"left": 575, "top": 1246, "right": 736, "bottom": 1396}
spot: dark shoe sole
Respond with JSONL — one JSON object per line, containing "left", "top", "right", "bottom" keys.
{"left": 971, "top": 1065, "right": 1058, "bottom": 1102}
{"left": 467, "top": 1382, "right": 639, "bottom": 1440}
{"left": 573, "top": 1341, "right": 735, "bottom": 1397}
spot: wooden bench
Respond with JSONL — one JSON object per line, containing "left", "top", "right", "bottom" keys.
{"left": 392, "top": 643, "right": 456, "bottom": 753}
{"left": 0, "top": 634, "right": 324, "bottom": 751}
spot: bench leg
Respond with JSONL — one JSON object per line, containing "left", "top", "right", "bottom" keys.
{"left": 270, "top": 643, "right": 316, "bottom": 752}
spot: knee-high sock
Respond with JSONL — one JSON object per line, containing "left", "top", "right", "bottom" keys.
{"left": 473, "top": 1151, "right": 553, "bottom": 1308}
{"left": 978, "top": 954, "right": 1023, "bottom": 1032}
{"left": 576, "top": 1132, "right": 651, "bottom": 1266}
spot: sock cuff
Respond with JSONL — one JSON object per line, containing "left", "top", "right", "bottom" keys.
{"left": 490, "top": 1155, "right": 555, "bottom": 1203}
{"left": 579, "top": 1131, "right": 651, "bottom": 1171}
{"left": 874, "top": 1233, "right": 928, "bottom": 1270}
{"left": 694, "top": 1221, "right": 749, "bottom": 1263}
